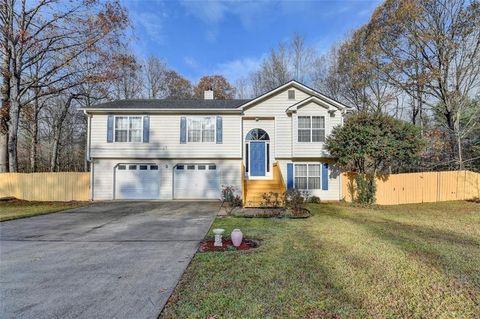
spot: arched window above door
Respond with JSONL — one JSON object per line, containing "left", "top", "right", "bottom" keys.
{"left": 246, "top": 128, "right": 270, "bottom": 141}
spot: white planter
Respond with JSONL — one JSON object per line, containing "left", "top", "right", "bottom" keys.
{"left": 231, "top": 229, "right": 243, "bottom": 247}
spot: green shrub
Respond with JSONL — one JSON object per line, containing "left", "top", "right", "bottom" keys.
{"left": 308, "top": 196, "right": 321, "bottom": 204}
{"left": 221, "top": 185, "right": 242, "bottom": 214}
{"left": 326, "top": 112, "right": 424, "bottom": 204}
{"left": 355, "top": 174, "right": 376, "bottom": 205}
{"left": 284, "top": 189, "right": 309, "bottom": 215}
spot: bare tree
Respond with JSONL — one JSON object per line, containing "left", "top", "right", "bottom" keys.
{"left": 0, "top": 0, "right": 129, "bottom": 171}
{"left": 48, "top": 94, "right": 82, "bottom": 171}
{"left": 312, "top": 45, "right": 343, "bottom": 101}
{"left": 290, "top": 33, "right": 316, "bottom": 83}
{"left": 320, "top": 27, "right": 398, "bottom": 113}
{"left": 112, "top": 54, "right": 143, "bottom": 100}
{"left": 164, "top": 70, "right": 193, "bottom": 99}
{"left": 144, "top": 56, "right": 167, "bottom": 98}
{"left": 367, "top": 0, "right": 480, "bottom": 168}
{"left": 235, "top": 77, "right": 251, "bottom": 99}
{"left": 250, "top": 42, "right": 291, "bottom": 95}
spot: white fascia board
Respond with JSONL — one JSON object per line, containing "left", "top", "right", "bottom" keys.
{"left": 286, "top": 96, "right": 334, "bottom": 114}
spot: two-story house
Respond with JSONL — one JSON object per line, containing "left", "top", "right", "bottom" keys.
{"left": 82, "top": 80, "right": 348, "bottom": 206}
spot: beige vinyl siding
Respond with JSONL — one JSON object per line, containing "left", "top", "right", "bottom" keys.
{"left": 90, "top": 114, "right": 241, "bottom": 159}
{"left": 92, "top": 158, "right": 114, "bottom": 200}
{"left": 243, "top": 88, "right": 310, "bottom": 158}
{"left": 92, "top": 158, "right": 241, "bottom": 200}
{"left": 293, "top": 102, "right": 342, "bottom": 158}
{"left": 277, "top": 159, "right": 341, "bottom": 201}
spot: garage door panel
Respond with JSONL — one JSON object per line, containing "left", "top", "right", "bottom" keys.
{"left": 174, "top": 164, "right": 220, "bottom": 199}
{"left": 115, "top": 164, "right": 160, "bottom": 200}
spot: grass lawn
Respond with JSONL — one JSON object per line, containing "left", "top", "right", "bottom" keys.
{"left": 0, "top": 200, "right": 87, "bottom": 221}
{"left": 162, "top": 201, "right": 480, "bottom": 319}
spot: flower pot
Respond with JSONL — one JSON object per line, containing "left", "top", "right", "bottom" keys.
{"left": 231, "top": 229, "right": 243, "bottom": 247}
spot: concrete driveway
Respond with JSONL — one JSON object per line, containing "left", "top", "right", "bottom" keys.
{"left": 0, "top": 201, "right": 218, "bottom": 319}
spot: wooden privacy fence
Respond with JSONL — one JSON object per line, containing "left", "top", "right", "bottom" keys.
{"left": 0, "top": 172, "right": 90, "bottom": 201}
{"left": 342, "top": 170, "right": 480, "bottom": 205}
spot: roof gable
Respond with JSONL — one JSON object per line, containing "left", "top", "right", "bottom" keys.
{"left": 240, "top": 80, "right": 348, "bottom": 111}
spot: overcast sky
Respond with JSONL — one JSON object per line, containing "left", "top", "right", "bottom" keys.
{"left": 123, "top": 0, "right": 382, "bottom": 83}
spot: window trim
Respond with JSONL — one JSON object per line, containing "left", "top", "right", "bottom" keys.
{"left": 293, "top": 163, "right": 322, "bottom": 190}
{"left": 297, "top": 115, "right": 325, "bottom": 143}
{"left": 114, "top": 115, "right": 144, "bottom": 143}
{"left": 186, "top": 116, "right": 216, "bottom": 143}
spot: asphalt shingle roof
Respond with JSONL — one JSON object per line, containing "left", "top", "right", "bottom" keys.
{"left": 87, "top": 99, "right": 251, "bottom": 109}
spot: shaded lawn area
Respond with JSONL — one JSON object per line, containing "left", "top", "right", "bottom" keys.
{"left": 162, "top": 201, "right": 480, "bottom": 319}
{"left": 0, "top": 200, "right": 87, "bottom": 221}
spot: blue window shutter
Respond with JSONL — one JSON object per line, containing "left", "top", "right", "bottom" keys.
{"left": 107, "top": 115, "right": 114, "bottom": 143}
{"left": 216, "top": 116, "right": 223, "bottom": 144}
{"left": 180, "top": 117, "right": 186, "bottom": 144}
{"left": 143, "top": 115, "right": 150, "bottom": 143}
{"left": 287, "top": 163, "right": 294, "bottom": 189}
{"left": 322, "top": 163, "right": 329, "bottom": 190}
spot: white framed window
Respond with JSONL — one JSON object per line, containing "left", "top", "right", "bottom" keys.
{"left": 114, "top": 116, "right": 143, "bottom": 143}
{"left": 298, "top": 116, "right": 311, "bottom": 142}
{"left": 187, "top": 117, "right": 215, "bottom": 143}
{"left": 294, "top": 163, "right": 322, "bottom": 189}
{"left": 297, "top": 116, "right": 325, "bottom": 142}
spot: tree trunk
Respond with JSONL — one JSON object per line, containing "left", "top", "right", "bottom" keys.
{"left": 29, "top": 94, "right": 40, "bottom": 172}
{"left": 8, "top": 75, "right": 20, "bottom": 172}
{"left": 50, "top": 129, "right": 61, "bottom": 172}
{"left": 0, "top": 2, "right": 12, "bottom": 173}
{"left": 29, "top": 115, "right": 38, "bottom": 172}
{"left": 455, "top": 108, "right": 464, "bottom": 170}
{"left": 0, "top": 133, "right": 8, "bottom": 172}
{"left": 50, "top": 95, "right": 77, "bottom": 172}
{"left": 7, "top": 2, "right": 21, "bottom": 172}
{"left": 457, "top": 133, "right": 463, "bottom": 170}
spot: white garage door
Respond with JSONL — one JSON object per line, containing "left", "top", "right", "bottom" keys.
{"left": 174, "top": 163, "right": 220, "bottom": 199}
{"left": 115, "top": 164, "right": 160, "bottom": 199}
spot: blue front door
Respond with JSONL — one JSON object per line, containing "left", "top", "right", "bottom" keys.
{"left": 250, "top": 141, "right": 266, "bottom": 176}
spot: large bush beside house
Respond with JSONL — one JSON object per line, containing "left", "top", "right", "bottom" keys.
{"left": 326, "top": 112, "right": 424, "bottom": 204}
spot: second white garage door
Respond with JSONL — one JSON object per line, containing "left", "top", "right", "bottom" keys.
{"left": 174, "top": 163, "right": 220, "bottom": 199}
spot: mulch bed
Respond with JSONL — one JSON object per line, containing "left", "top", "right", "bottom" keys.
{"left": 230, "top": 207, "right": 312, "bottom": 219}
{"left": 199, "top": 239, "right": 258, "bottom": 252}
{"left": 287, "top": 208, "right": 311, "bottom": 219}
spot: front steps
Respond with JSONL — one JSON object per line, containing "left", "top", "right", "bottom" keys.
{"left": 244, "top": 179, "right": 285, "bottom": 207}
{"left": 243, "top": 162, "right": 286, "bottom": 208}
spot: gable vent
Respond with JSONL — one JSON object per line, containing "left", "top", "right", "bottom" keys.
{"left": 288, "top": 90, "right": 295, "bottom": 100}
